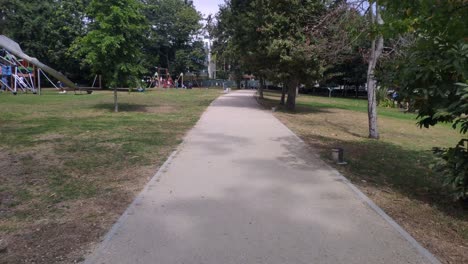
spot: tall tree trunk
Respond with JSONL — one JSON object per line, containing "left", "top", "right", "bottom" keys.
{"left": 114, "top": 87, "right": 118, "bottom": 113}
{"left": 280, "top": 84, "right": 287, "bottom": 105}
{"left": 367, "top": 69, "right": 379, "bottom": 138}
{"left": 366, "top": 4, "right": 384, "bottom": 139}
{"left": 286, "top": 80, "right": 297, "bottom": 110}
{"left": 258, "top": 76, "right": 264, "bottom": 99}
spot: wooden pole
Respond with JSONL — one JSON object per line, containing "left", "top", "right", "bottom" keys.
{"left": 13, "top": 66, "right": 17, "bottom": 93}
{"left": 38, "top": 67, "right": 41, "bottom": 95}
{"left": 10, "top": 67, "right": 13, "bottom": 93}
{"left": 160, "top": 69, "right": 163, "bottom": 89}
{"left": 113, "top": 87, "right": 118, "bottom": 112}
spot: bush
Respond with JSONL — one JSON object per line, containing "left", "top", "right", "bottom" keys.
{"left": 376, "top": 86, "right": 397, "bottom": 108}
{"left": 433, "top": 139, "right": 468, "bottom": 201}
{"left": 379, "top": 98, "right": 395, "bottom": 108}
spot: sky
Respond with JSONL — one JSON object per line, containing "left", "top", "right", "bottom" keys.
{"left": 192, "top": 0, "right": 225, "bottom": 17}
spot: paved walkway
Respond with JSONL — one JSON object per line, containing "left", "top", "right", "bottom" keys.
{"left": 85, "top": 90, "right": 436, "bottom": 264}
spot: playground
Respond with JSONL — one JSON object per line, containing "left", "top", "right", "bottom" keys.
{"left": 0, "top": 35, "right": 204, "bottom": 95}
{"left": 259, "top": 91, "right": 468, "bottom": 264}
{"left": 0, "top": 88, "right": 220, "bottom": 263}
{"left": 0, "top": 35, "right": 78, "bottom": 96}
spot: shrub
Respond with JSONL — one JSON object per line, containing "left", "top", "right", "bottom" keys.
{"left": 433, "top": 139, "right": 468, "bottom": 201}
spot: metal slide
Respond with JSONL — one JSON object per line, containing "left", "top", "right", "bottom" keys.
{"left": 0, "top": 35, "right": 76, "bottom": 89}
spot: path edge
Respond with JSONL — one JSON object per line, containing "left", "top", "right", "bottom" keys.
{"left": 83, "top": 91, "right": 226, "bottom": 264}
{"left": 254, "top": 92, "right": 442, "bottom": 264}
{"left": 83, "top": 148, "right": 180, "bottom": 264}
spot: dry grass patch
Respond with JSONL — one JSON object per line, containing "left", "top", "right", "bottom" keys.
{"left": 0, "top": 88, "right": 220, "bottom": 264}
{"left": 260, "top": 91, "right": 467, "bottom": 264}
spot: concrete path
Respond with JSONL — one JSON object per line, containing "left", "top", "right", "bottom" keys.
{"left": 85, "top": 90, "right": 437, "bottom": 264}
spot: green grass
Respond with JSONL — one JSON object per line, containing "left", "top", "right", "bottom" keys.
{"left": 0, "top": 88, "right": 219, "bottom": 204}
{"left": 0, "top": 88, "right": 220, "bottom": 263}
{"left": 299, "top": 96, "right": 418, "bottom": 120}
{"left": 262, "top": 90, "right": 464, "bottom": 194}
{"left": 269, "top": 91, "right": 461, "bottom": 126}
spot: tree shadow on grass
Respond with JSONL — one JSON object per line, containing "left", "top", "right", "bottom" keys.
{"left": 300, "top": 133, "right": 468, "bottom": 220}
{"left": 258, "top": 97, "right": 333, "bottom": 115}
{"left": 259, "top": 93, "right": 468, "bottom": 220}
{"left": 92, "top": 103, "right": 150, "bottom": 112}
{"left": 323, "top": 119, "right": 368, "bottom": 139}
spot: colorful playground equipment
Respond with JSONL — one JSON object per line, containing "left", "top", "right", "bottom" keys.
{"left": 145, "top": 67, "right": 188, "bottom": 89}
{"left": 146, "top": 67, "right": 175, "bottom": 89}
{"left": 0, "top": 35, "right": 76, "bottom": 95}
{"left": 0, "top": 50, "right": 38, "bottom": 94}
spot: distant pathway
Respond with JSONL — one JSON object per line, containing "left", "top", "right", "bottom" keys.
{"left": 85, "top": 90, "right": 437, "bottom": 264}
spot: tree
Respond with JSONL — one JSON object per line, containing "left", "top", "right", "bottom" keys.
{"left": 306, "top": 1, "right": 369, "bottom": 98}
{"left": 366, "top": 2, "right": 384, "bottom": 139}
{"left": 211, "top": 1, "right": 249, "bottom": 89}
{"left": 72, "top": 0, "right": 147, "bottom": 112}
{"left": 255, "top": 0, "right": 325, "bottom": 110}
{"left": 377, "top": 0, "right": 468, "bottom": 199}
{"left": 307, "top": 1, "right": 392, "bottom": 138}
{"left": 219, "top": 0, "right": 271, "bottom": 97}
{"left": 0, "top": 0, "right": 20, "bottom": 35}
{"left": 172, "top": 41, "right": 206, "bottom": 75}
{"left": 213, "top": 0, "right": 324, "bottom": 109}
{"left": 143, "top": 0, "right": 203, "bottom": 74}
{"left": 47, "top": 0, "right": 91, "bottom": 81}
{"left": 0, "top": 1, "right": 55, "bottom": 63}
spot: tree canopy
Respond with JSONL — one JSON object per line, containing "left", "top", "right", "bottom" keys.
{"left": 377, "top": 0, "right": 467, "bottom": 134}
{"left": 143, "top": 0, "right": 205, "bottom": 74}
{"left": 0, "top": 0, "right": 206, "bottom": 86}
{"left": 211, "top": 0, "right": 467, "bottom": 199}
{"left": 213, "top": 0, "right": 325, "bottom": 109}
{"left": 376, "top": 0, "right": 467, "bottom": 199}
{"left": 0, "top": 0, "right": 90, "bottom": 80}
{"left": 71, "top": 0, "right": 147, "bottom": 88}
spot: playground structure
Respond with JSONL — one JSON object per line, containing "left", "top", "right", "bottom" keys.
{"left": 0, "top": 35, "right": 76, "bottom": 95}
{"left": 0, "top": 49, "right": 39, "bottom": 94}
{"left": 175, "top": 72, "right": 184, "bottom": 88}
{"left": 147, "top": 67, "right": 174, "bottom": 89}
{"left": 145, "top": 67, "right": 188, "bottom": 89}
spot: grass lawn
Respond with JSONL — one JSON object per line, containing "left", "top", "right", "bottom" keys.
{"left": 260, "top": 91, "right": 467, "bottom": 264}
{"left": 0, "top": 88, "right": 220, "bottom": 263}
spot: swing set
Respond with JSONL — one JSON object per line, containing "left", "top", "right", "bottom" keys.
{"left": 146, "top": 67, "right": 185, "bottom": 89}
